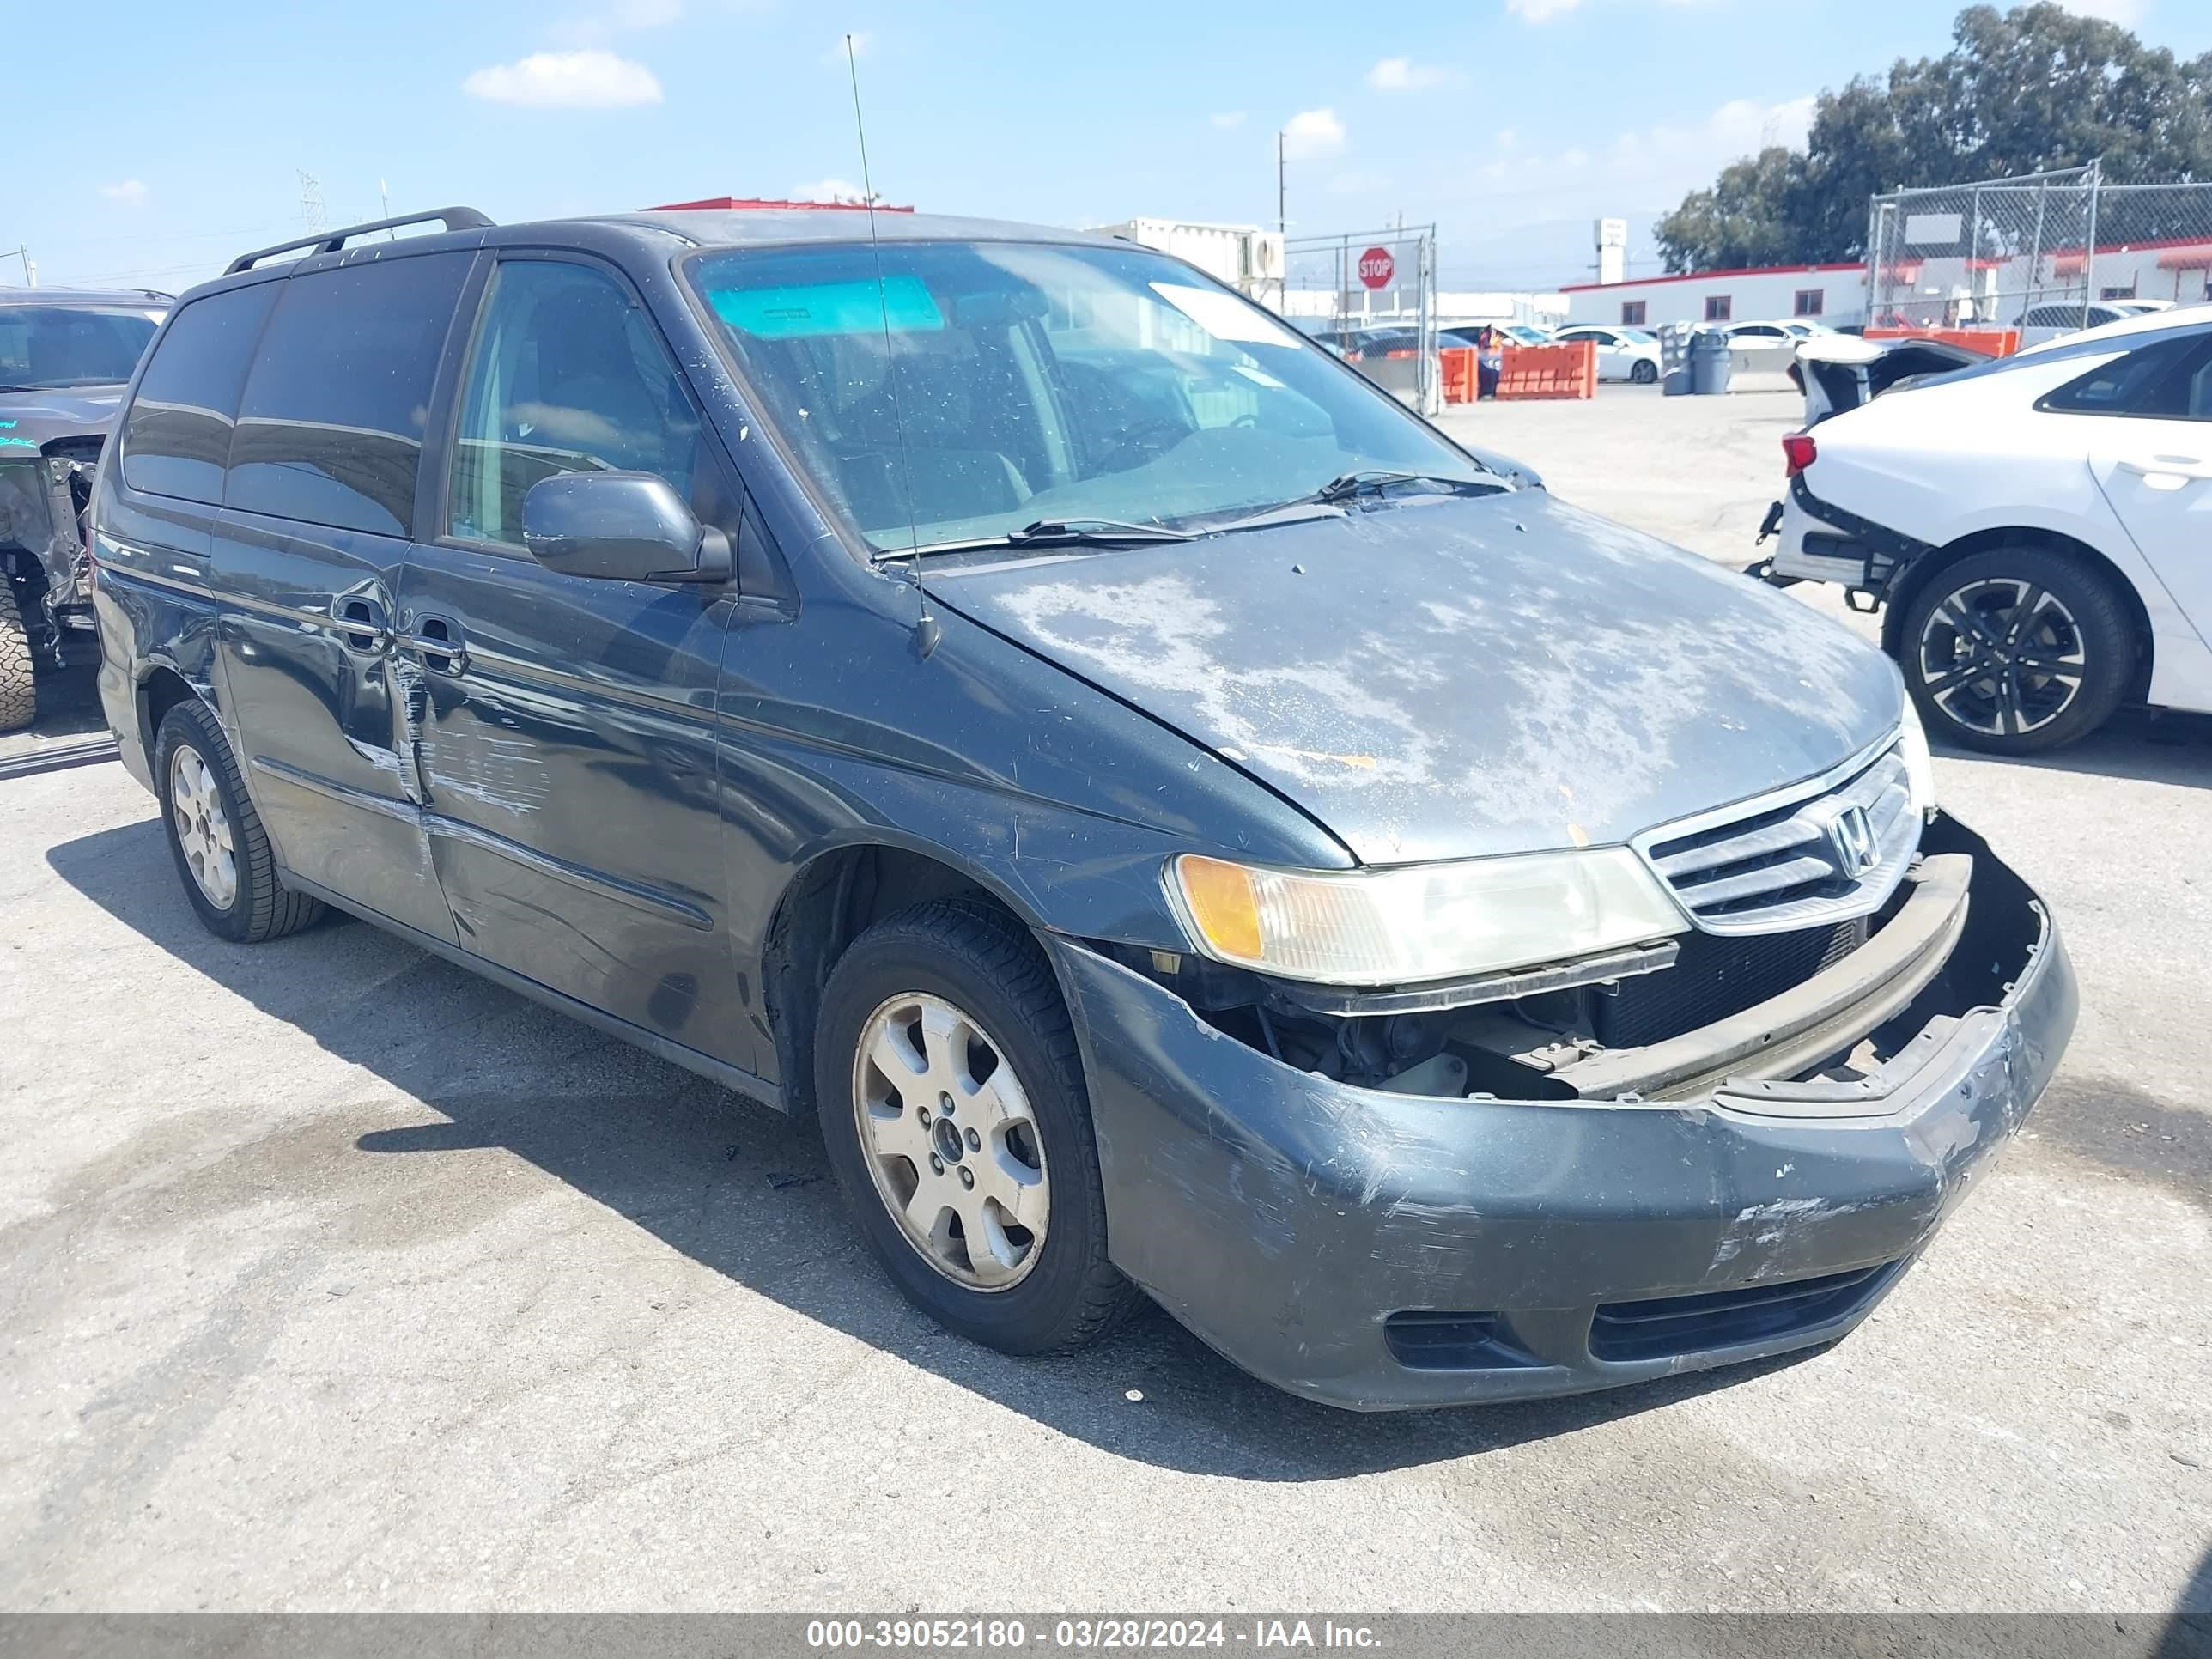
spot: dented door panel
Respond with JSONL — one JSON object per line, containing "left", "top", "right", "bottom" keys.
{"left": 210, "top": 508, "right": 456, "bottom": 943}
{"left": 397, "top": 544, "right": 744, "bottom": 1065}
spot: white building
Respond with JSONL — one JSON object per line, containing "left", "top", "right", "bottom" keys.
{"left": 1086, "top": 218, "right": 1285, "bottom": 304}
{"left": 1562, "top": 261, "right": 1867, "bottom": 330}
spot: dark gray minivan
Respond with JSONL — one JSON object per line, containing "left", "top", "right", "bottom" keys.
{"left": 92, "top": 206, "right": 2075, "bottom": 1409}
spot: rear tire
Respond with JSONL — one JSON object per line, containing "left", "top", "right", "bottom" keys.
{"left": 815, "top": 896, "right": 1143, "bottom": 1355}
{"left": 154, "top": 699, "right": 325, "bottom": 942}
{"left": 1898, "top": 547, "right": 2134, "bottom": 754}
{"left": 0, "top": 579, "right": 34, "bottom": 734}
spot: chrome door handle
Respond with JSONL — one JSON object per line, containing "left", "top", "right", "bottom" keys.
{"left": 333, "top": 596, "right": 392, "bottom": 653}
{"left": 398, "top": 616, "right": 469, "bottom": 675}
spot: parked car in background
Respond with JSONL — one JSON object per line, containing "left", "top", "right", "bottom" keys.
{"left": 1551, "top": 324, "right": 1663, "bottom": 383}
{"left": 1764, "top": 304, "right": 2212, "bottom": 753}
{"left": 2014, "top": 300, "right": 2147, "bottom": 347}
{"left": 94, "top": 204, "right": 2071, "bottom": 1410}
{"left": 1442, "top": 323, "right": 1551, "bottom": 349}
{"left": 1, "top": 286, "right": 170, "bottom": 730}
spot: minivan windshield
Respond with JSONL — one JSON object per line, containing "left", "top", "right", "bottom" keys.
{"left": 0, "top": 305, "right": 164, "bottom": 392}
{"left": 686, "top": 240, "right": 1499, "bottom": 552}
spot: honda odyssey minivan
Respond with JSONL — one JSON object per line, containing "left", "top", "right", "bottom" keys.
{"left": 90, "top": 205, "right": 2075, "bottom": 1409}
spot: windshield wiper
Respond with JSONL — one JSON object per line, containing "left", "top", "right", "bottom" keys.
{"left": 880, "top": 518, "right": 1197, "bottom": 561}
{"left": 1307, "top": 470, "right": 1502, "bottom": 505}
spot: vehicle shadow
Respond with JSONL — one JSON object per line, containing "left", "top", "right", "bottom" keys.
{"left": 1933, "top": 706, "right": 2212, "bottom": 791}
{"left": 46, "top": 817, "right": 1820, "bottom": 1480}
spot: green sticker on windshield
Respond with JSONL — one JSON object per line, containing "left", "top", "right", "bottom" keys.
{"left": 708, "top": 276, "right": 944, "bottom": 339}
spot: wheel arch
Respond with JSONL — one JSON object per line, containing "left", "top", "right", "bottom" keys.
{"left": 760, "top": 837, "right": 1050, "bottom": 1118}
{"left": 137, "top": 663, "right": 213, "bottom": 766}
{"left": 1881, "top": 527, "right": 2154, "bottom": 703}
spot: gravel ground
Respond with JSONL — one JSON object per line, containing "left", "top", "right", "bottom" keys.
{"left": 2, "top": 385, "right": 2206, "bottom": 1614}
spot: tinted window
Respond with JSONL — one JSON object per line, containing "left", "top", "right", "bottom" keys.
{"left": 226, "top": 252, "right": 470, "bottom": 537}
{"left": 447, "top": 259, "right": 707, "bottom": 548}
{"left": 2040, "top": 337, "right": 2201, "bottom": 415}
{"left": 119, "top": 283, "right": 278, "bottom": 506}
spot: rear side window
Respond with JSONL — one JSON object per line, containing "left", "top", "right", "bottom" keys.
{"left": 226, "top": 252, "right": 471, "bottom": 537}
{"left": 119, "top": 283, "right": 279, "bottom": 505}
{"left": 2039, "top": 337, "right": 2202, "bottom": 416}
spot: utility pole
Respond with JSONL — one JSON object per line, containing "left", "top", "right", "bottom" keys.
{"left": 2, "top": 246, "right": 32, "bottom": 287}
{"left": 298, "top": 171, "right": 327, "bottom": 236}
{"left": 1277, "top": 131, "right": 1285, "bottom": 236}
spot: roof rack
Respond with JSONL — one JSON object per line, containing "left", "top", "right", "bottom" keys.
{"left": 224, "top": 207, "right": 495, "bottom": 276}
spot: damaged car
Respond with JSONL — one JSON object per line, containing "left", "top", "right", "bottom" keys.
{"left": 93, "top": 208, "right": 2074, "bottom": 1409}
{"left": 1, "top": 286, "right": 169, "bottom": 730}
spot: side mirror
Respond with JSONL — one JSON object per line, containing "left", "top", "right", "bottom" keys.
{"left": 521, "top": 471, "right": 732, "bottom": 585}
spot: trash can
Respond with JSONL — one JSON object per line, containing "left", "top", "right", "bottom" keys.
{"left": 1691, "top": 329, "right": 1733, "bottom": 396}
{"left": 1662, "top": 325, "right": 1694, "bottom": 397}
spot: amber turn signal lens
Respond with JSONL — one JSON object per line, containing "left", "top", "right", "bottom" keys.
{"left": 1173, "top": 855, "right": 1263, "bottom": 962}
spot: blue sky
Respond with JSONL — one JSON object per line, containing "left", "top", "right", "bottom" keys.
{"left": 9, "top": 0, "right": 2206, "bottom": 297}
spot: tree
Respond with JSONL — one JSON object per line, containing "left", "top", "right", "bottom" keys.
{"left": 1652, "top": 3, "right": 2212, "bottom": 272}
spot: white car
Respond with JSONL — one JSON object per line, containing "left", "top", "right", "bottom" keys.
{"left": 1762, "top": 303, "right": 2212, "bottom": 753}
{"left": 1551, "top": 325, "right": 1663, "bottom": 384}
{"left": 2013, "top": 300, "right": 2165, "bottom": 348}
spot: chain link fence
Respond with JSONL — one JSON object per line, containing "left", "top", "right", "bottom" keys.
{"left": 1868, "top": 166, "right": 2212, "bottom": 334}
{"left": 1279, "top": 226, "right": 1439, "bottom": 412}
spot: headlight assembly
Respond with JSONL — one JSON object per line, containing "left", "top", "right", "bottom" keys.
{"left": 1899, "top": 696, "right": 1938, "bottom": 818}
{"left": 1167, "top": 847, "right": 1689, "bottom": 988}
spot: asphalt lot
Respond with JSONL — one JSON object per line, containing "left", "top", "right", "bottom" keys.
{"left": 3, "top": 385, "right": 2207, "bottom": 1613}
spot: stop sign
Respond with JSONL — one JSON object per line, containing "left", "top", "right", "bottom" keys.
{"left": 1357, "top": 246, "right": 1395, "bottom": 289}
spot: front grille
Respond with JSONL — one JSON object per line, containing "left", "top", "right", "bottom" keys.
{"left": 1592, "top": 918, "right": 1867, "bottom": 1049}
{"left": 1640, "top": 744, "right": 1917, "bottom": 933}
{"left": 1588, "top": 1261, "right": 1902, "bottom": 1364}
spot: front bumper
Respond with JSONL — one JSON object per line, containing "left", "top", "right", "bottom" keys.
{"left": 1049, "top": 813, "right": 2074, "bottom": 1410}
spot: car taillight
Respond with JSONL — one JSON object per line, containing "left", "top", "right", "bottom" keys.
{"left": 1782, "top": 433, "right": 1817, "bottom": 477}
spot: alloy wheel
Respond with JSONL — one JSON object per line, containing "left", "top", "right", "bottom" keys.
{"left": 169, "top": 744, "right": 239, "bottom": 909}
{"left": 1915, "top": 577, "right": 2087, "bottom": 739}
{"left": 851, "top": 991, "right": 1049, "bottom": 1291}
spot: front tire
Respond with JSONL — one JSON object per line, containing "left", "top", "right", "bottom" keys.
{"left": 0, "top": 579, "right": 34, "bottom": 734}
{"left": 815, "top": 896, "right": 1142, "bottom": 1355}
{"left": 154, "top": 699, "right": 325, "bottom": 941}
{"left": 1630, "top": 358, "right": 1658, "bottom": 385}
{"left": 1898, "top": 547, "right": 2134, "bottom": 754}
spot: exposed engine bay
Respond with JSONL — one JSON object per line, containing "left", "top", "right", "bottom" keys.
{"left": 1097, "top": 815, "right": 2042, "bottom": 1106}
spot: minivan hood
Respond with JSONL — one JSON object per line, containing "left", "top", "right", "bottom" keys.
{"left": 926, "top": 491, "right": 1901, "bottom": 866}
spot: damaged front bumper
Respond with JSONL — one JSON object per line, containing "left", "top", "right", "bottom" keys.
{"left": 0, "top": 450, "right": 99, "bottom": 663}
{"left": 1048, "top": 812, "right": 2074, "bottom": 1410}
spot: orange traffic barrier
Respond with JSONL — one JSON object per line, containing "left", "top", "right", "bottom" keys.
{"left": 1441, "top": 347, "right": 1480, "bottom": 403}
{"left": 1494, "top": 340, "right": 1596, "bottom": 400}
{"left": 1863, "top": 326, "right": 2020, "bottom": 357}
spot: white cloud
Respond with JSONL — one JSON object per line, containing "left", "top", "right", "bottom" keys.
{"left": 100, "top": 179, "right": 149, "bottom": 208}
{"left": 463, "top": 49, "right": 662, "bottom": 108}
{"left": 1457, "top": 94, "right": 1813, "bottom": 219}
{"left": 1211, "top": 111, "right": 1247, "bottom": 128}
{"left": 1280, "top": 107, "right": 1346, "bottom": 161}
{"left": 2057, "top": 0, "right": 2143, "bottom": 19}
{"left": 790, "top": 177, "right": 867, "bottom": 203}
{"left": 1506, "top": 0, "right": 1584, "bottom": 19}
{"left": 1366, "top": 57, "right": 1461, "bottom": 90}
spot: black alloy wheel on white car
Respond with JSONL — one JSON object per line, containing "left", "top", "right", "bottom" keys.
{"left": 1630, "top": 358, "right": 1658, "bottom": 384}
{"left": 1899, "top": 546, "right": 2134, "bottom": 755}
